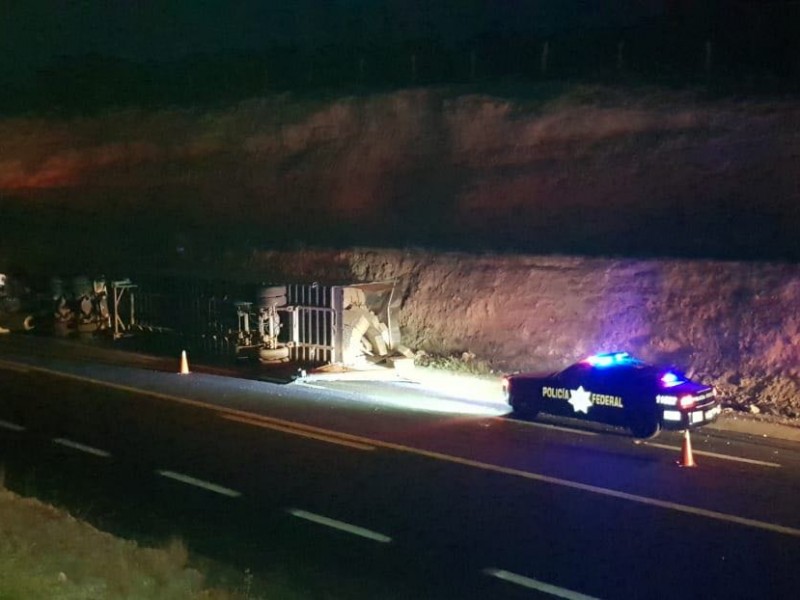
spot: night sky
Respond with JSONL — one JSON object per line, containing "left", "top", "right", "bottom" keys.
{"left": 4, "top": 2, "right": 797, "bottom": 91}
{"left": 1, "top": 1, "right": 671, "bottom": 77}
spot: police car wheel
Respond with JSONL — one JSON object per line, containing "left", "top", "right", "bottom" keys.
{"left": 628, "top": 413, "right": 661, "bottom": 440}
{"left": 510, "top": 394, "right": 540, "bottom": 419}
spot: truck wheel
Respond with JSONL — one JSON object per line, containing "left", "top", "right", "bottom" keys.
{"left": 628, "top": 412, "right": 661, "bottom": 440}
{"left": 0, "top": 313, "right": 35, "bottom": 332}
{"left": 258, "top": 286, "right": 287, "bottom": 309}
{"left": 259, "top": 345, "right": 290, "bottom": 363}
{"left": 76, "top": 321, "right": 98, "bottom": 334}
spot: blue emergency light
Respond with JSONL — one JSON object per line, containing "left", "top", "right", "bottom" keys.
{"left": 660, "top": 371, "right": 685, "bottom": 387}
{"left": 584, "top": 352, "right": 633, "bottom": 367}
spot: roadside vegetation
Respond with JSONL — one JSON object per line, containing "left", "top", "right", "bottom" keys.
{"left": 414, "top": 350, "right": 497, "bottom": 378}
{"left": 0, "top": 471, "right": 277, "bottom": 600}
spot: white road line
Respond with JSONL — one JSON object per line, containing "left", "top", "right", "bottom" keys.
{"left": 52, "top": 437, "right": 111, "bottom": 458}
{"left": 156, "top": 470, "right": 242, "bottom": 498}
{"left": 485, "top": 569, "right": 601, "bottom": 600}
{"left": 299, "top": 382, "right": 329, "bottom": 390}
{"left": 0, "top": 359, "right": 30, "bottom": 374}
{"left": 0, "top": 419, "right": 26, "bottom": 432}
{"left": 221, "top": 414, "right": 375, "bottom": 451}
{"left": 644, "top": 442, "right": 781, "bottom": 468}
{"left": 287, "top": 508, "right": 392, "bottom": 543}
{"left": 16, "top": 364, "right": 800, "bottom": 538}
{"left": 396, "top": 443, "right": 800, "bottom": 538}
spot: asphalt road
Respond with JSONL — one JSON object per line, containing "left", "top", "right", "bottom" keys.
{"left": 2, "top": 337, "right": 800, "bottom": 599}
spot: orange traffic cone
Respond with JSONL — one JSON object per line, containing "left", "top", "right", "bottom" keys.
{"left": 677, "top": 429, "right": 697, "bottom": 468}
{"left": 179, "top": 350, "right": 190, "bottom": 375}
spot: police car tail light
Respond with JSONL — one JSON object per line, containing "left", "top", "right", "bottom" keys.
{"left": 678, "top": 395, "right": 695, "bottom": 409}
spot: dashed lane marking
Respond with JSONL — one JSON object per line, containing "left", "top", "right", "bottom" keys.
{"left": 485, "top": 568, "right": 601, "bottom": 600}
{"left": 644, "top": 442, "right": 781, "bottom": 468}
{"left": 221, "top": 414, "right": 375, "bottom": 451}
{"left": 0, "top": 419, "right": 26, "bottom": 432}
{"left": 53, "top": 437, "right": 111, "bottom": 458}
{"left": 287, "top": 508, "right": 392, "bottom": 543}
{"left": 156, "top": 470, "right": 242, "bottom": 498}
{"left": 8, "top": 360, "right": 800, "bottom": 538}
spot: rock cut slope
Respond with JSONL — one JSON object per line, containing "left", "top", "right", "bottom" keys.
{"left": 243, "top": 248, "right": 800, "bottom": 421}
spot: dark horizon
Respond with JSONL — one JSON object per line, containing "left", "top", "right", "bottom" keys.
{"left": 0, "top": 2, "right": 673, "bottom": 73}
{"left": 1, "top": 1, "right": 799, "bottom": 272}
{"left": 2, "top": 2, "right": 797, "bottom": 77}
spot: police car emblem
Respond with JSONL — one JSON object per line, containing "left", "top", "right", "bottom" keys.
{"left": 569, "top": 386, "right": 593, "bottom": 414}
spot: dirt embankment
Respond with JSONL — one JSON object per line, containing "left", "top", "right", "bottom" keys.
{"left": 237, "top": 248, "right": 800, "bottom": 420}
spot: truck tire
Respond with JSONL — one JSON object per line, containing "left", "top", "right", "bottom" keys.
{"left": 53, "top": 321, "right": 72, "bottom": 337}
{"left": 257, "top": 286, "right": 287, "bottom": 309}
{"left": 259, "top": 345, "right": 290, "bottom": 363}
{"left": 76, "top": 321, "right": 99, "bottom": 334}
{"left": 0, "top": 313, "right": 35, "bottom": 332}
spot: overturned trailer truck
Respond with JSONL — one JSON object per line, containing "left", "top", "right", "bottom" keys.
{"left": 125, "top": 277, "right": 409, "bottom": 369}
{"left": 229, "top": 281, "right": 407, "bottom": 367}
{"left": 1, "top": 270, "right": 409, "bottom": 370}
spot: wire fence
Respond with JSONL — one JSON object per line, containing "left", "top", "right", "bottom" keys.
{"left": 273, "top": 34, "right": 799, "bottom": 89}
{"left": 7, "top": 24, "right": 799, "bottom": 114}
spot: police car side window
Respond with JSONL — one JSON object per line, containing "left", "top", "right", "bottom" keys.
{"left": 596, "top": 369, "right": 624, "bottom": 385}
{"left": 559, "top": 364, "right": 591, "bottom": 386}
{"left": 605, "top": 366, "right": 649, "bottom": 391}
{"left": 585, "top": 368, "right": 616, "bottom": 388}
{"left": 587, "top": 367, "right": 636, "bottom": 390}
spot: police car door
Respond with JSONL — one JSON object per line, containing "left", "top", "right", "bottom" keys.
{"left": 584, "top": 367, "right": 628, "bottom": 426}
{"left": 549, "top": 363, "right": 592, "bottom": 417}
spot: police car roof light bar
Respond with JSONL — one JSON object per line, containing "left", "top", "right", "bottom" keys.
{"left": 660, "top": 371, "right": 685, "bottom": 387}
{"left": 584, "top": 352, "right": 633, "bottom": 367}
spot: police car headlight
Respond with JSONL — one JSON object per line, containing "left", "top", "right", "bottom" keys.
{"left": 678, "top": 395, "right": 695, "bottom": 409}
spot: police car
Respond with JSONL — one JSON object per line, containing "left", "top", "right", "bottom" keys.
{"left": 503, "top": 352, "right": 720, "bottom": 439}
